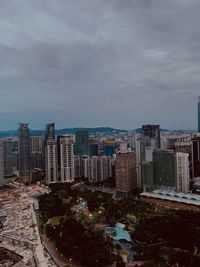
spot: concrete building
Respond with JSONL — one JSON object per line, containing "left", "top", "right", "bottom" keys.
{"left": 142, "top": 124, "right": 160, "bottom": 149}
{"left": 18, "top": 123, "right": 30, "bottom": 184}
{"left": 45, "top": 139, "right": 58, "bottom": 183}
{"left": 192, "top": 137, "right": 200, "bottom": 178}
{"left": 3, "top": 138, "right": 18, "bottom": 177}
{"left": 128, "top": 129, "right": 135, "bottom": 149}
{"left": 176, "top": 152, "right": 190, "bottom": 193}
{"left": 60, "top": 136, "right": 74, "bottom": 182}
{"left": 135, "top": 134, "right": 155, "bottom": 189}
{"left": 0, "top": 140, "right": 4, "bottom": 182}
{"left": 44, "top": 123, "right": 55, "bottom": 146}
{"left": 30, "top": 136, "right": 43, "bottom": 170}
{"left": 116, "top": 151, "right": 137, "bottom": 198}
{"left": 88, "top": 156, "right": 98, "bottom": 182}
{"left": 198, "top": 96, "right": 200, "bottom": 132}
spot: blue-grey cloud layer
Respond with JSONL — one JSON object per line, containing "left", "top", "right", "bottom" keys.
{"left": 0, "top": 0, "right": 199, "bottom": 130}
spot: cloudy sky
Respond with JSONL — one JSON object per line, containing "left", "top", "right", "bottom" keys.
{"left": 0, "top": 0, "right": 199, "bottom": 130}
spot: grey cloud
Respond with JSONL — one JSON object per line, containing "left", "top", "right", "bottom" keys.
{"left": 0, "top": 0, "right": 199, "bottom": 130}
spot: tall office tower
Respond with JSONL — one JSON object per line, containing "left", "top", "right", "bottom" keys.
{"left": 128, "top": 129, "right": 135, "bottom": 149}
{"left": 75, "top": 129, "right": 89, "bottom": 155}
{"left": 0, "top": 140, "right": 4, "bottom": 182}
{"left": 3, "top": 138, "right": 18, "bottom": 177}
{"left": 153, "top": 149, "right": 176, "bottom": 190}
{"left": 18, "top": 123, "right": 30, "bottom": 184}
{"left": 142, "top": 161, "right": 154, "bottom": 192}
{"left": 198, "top": 96, "right": 200, "bottom": 132}
{"left": 60, "top": 136, "right": 74, "bottom": 182}
{"left": 192, "top": 137, "right": 200, "bottom": 178}
{"left": 45, "top": 139, "right": 58, "bottom": 183}
{"left": 176, "top": 153, "right": 190, "bottom": 193}
{"left": 44, "top": 123, "right": 55, "bottom": 146}
{"left": 135, "top": 134, "right": 154, "bottom": 189}
{"left": 142, "top": 124, "right": 161, "bottom": 149}
{"left": 116, "top": 151, "right": 137, "bottom": 198}
{"left": 30, "top": 136, "right": 43, "bottom": 170}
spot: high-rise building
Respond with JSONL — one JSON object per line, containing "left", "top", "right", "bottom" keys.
{"left": 18, "top": 123, "right": 30, "bottom": 184}
{"left": 0, "top": 140, "right": 4, "bottom": 182}
{"left": 60, "top": 136, "right": 74, "bottom": 182}
{"left": 176, "top": 152, "right": 190, "bottom": 193}
{"left": 135, "top": 134, "right": 154, "bottom": 189}
{"left": 103, "top": 145, "right": 115, "bottom": 157}
{"left": 3, "top": 138, "right": 18, "bottom": 177}
{"left": 89, "top": 144, "right": 99, "bottom": 156}
{"left": 192, "top": 137, "right": 200, "bottom": 178}
{"left": 153, "top": 149, "right": 176, "bottom": 190}
{"left": 44, "top": 123, "right": 55, "bottom": 146}
{"left": 198, "top": 96, "right": 200, "bottom": 132}
{"left": 116, "top": 151, "right": 137, "bottom": 198}
{"left": 45, "top": 139, "right": 58, "bottom": 183}
{"left": 142, "top": 161, "right": 154, "bottom": 192}
{"left": 30, "top": 136, "right": 43, "bottom": 170}
{"left": 128, "top": 129, "right": 135, "bottom": 149}
{"left": 142, "top": 124, "right": 160, "bottom": 149}
{"left": 75, "top": 129, "right": 89, "bottom": 155}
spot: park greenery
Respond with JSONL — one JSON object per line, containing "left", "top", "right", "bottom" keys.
{"left": 38, "top": 183, "right": 200, "bottom": 267}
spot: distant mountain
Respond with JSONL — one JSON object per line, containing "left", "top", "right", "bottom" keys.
{"left": 0, "top": 127, "right": 128, "bottom": 138}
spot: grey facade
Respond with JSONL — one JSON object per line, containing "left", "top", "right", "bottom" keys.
{"left": 18, "top": 123, "right": 30, "bottom": 184}
{"left": 142, "top": 124, "right": 161, "bottom": 149}
{"left": 198, "top": 96, "right": 200, "bottom": 132}
{"left": 3, "top": 138, "right": 18, "bottom": 177}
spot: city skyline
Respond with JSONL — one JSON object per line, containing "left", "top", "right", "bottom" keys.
{"left": 0, "top": 0, "right": 199, "bottom": 130}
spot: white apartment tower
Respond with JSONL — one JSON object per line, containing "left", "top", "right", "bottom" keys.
{"left": 60, "top": 137, "right": 74, "bottom": 182}
{"left": 176, "top": 152, "right": 190, "bottom": 193}
{"left": 45, "top": 139, "right": 58, "bottom": 183}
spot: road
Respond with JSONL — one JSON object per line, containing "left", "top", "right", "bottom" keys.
{"left": 42, "top": 235, "right": 80, "bottom": 267}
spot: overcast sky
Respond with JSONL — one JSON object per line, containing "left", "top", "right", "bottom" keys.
{"left": 0, "top": 0, "right": 199, "bottom": 130}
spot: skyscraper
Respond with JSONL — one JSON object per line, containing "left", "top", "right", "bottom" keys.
{"left": 142, "top": 124, "right": 161, "bottom": 149}
{"left": 176, "top": 152, "right": 190, "bottom": 193}
{"left": 45, "top": 139, "right": 58, "bottom": 183}
{"left": 116, "top": 151, "right": 137, "bottom": 198}
{"left": 18, "top": 123, "right": 30, "bottom": 184}
{"left": 192, "top": 137, "right": 200, "bottom": 178}
{"left": 3, "top": 138, "right": 18, "bottom": 177}
{"left": 44, "top": 123, "right": 55, "bottom": 146}
{"left": 0, "top": 140, "right": 4, "bottom": 183}
{"left": 30, "top": 136, "right": 43, "bottom": 170}
{"left": 75, "top": 129, "right": 89, "bottom": 155}
{"left": 153, "top": 149, "right": 176, "bottom": 190}
{"left": 60, "top": 136, "right": 74, "bottom": 182}
{"left": 198, "top": 96, "right": 200, "bottom": 132}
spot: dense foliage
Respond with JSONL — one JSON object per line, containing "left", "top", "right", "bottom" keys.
{"left": 39, "top": 183, "right": 200, "bottom": 267}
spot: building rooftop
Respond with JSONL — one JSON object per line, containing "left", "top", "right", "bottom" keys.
{"left": 141, "top": 190, "right": 200, "bottom": 206}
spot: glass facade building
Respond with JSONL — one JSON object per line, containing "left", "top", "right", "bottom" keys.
{"left": 153, "top": 149, "right": 176, "bottom": 190}
{"left": 75, "top": 129, "right": 89, "bottom": 156}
